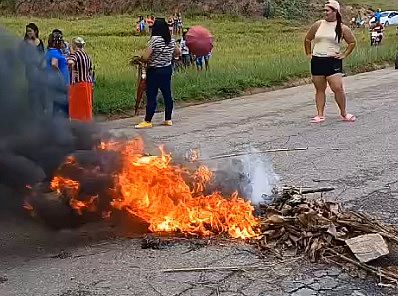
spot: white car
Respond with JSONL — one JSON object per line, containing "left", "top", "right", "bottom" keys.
{"left": 369, "top": 11, "right": 398, "bottom": 27}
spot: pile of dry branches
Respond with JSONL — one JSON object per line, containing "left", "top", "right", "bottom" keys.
{"left": 257, "top": 186, "right": 398, "bottom": 284}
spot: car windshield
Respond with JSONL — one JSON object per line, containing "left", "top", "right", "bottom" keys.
{"left": 381, "top": 12, "right": 389, "bottom": 17}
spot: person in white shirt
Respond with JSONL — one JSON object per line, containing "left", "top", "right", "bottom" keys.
{"left": 180, "top": 32, "right": 191, "bottom": 67}
{"left": 304, "top": 0, "right": 356, "bottom": 123}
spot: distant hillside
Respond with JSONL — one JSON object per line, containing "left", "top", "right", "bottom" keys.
{"left": 0, "top": 0, "right": 397, "bottom": 19}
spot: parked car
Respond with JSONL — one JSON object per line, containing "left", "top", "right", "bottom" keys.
{"left": 369, "top": 11, "right": 398, "bottom": 27}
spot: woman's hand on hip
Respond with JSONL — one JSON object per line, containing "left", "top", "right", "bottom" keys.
{"left": 334, "top": 53, "right": 346, "bottom": 60}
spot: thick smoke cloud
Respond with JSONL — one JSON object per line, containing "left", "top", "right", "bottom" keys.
{"left": 0, "top": 29, "right": 102, "bottom": 214}
{"left": 0, "top": 28, "right": 279, "bottom": 233}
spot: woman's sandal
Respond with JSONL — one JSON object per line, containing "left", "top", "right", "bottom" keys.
{"left": 310, "top": 115, "right": 326, "bottom": 123}
{"left": 341, "top": 113, "right": 356, "bottom": 122}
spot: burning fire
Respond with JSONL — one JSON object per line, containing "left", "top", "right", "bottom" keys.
{"left": 31, "top": 139, "right": 260, "bottom": 239}
{"left": 50, "top": 176, "right": 97, "bottom": 215}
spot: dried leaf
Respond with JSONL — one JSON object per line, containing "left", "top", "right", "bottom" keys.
{"left": 266, "top": 214, "right": 285, "bottom": 224}
{"left": 327, "top": 202, "right": 340, "bottom": 216}
{"left": 288, "top": 234, "right": 300, "bottom": 244}
{"left": 327, "top": 223, "right": 338, "bottom": 238}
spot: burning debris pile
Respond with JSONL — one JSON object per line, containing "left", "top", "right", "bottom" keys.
{"left": 257, "top": 187, "right": 398, "bottom": 284}
{"left": 24, "top": 139, "right": 261, "bottom": 239}
{"left": 3, "top": 28, "right": 398, "bottom": 286}
{"left": 0, "top": 30, "right": 263, "bottom": 239}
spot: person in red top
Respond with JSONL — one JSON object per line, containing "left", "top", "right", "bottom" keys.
{"left": 372, "top": 21, "right": 384, "bottom": 32}
{"left": 67, "top": 37, "right": 94, "bottom": 121}
{"left": 371, "top": 21, "right": 384, "bottom": 43}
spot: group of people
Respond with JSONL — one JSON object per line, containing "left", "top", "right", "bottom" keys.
{"left": 349, "top": 8, "right": 385, "bottom": 46}
{"left": 24, "top": 23, "right": 94, "bottom": 121}
{"left": 135, "top": 13, "right": 211, "bottom": 73}
{"left": 136, "top": 0, "right": 355, "bottom": 129}
{"left": 136, "top": 13, "right": 183, "bottom": 36}
{"left": 22, "top": 0, "right": 357, "bottom": 130}
{"left": 350, "top": 8, "right": 383, "bottom": 29}
{"left": 136, "top": 15, "right": 155, "bottom": 35}
{"left": 168, "top": 13, "right": 184, "bottom": 36}
{"left": 173, "top": 30, "right": 211, "bottom": 72}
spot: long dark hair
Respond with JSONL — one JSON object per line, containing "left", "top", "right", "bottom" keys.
{"left": 151, "top": 18, "right": 171, "bottom": 44}
{"left": 335, "top": 11, "right": 343, "bottom": 42}
{"left": 47, "top": 32, "right": 63, "bottom": 49}
{"left": 25, "top": 23, "right": 39, "bottom": 39}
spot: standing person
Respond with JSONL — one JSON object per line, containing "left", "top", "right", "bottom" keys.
{"left": 139, "top": 16, "right": 146, "bottom": 35}
{"left": 24, "top": 23, "right": 44, "bottom": 54}
{"left": 21, "top": 24, "right": 47, "bottom": 116}
{"left": 374, "top": 9, "right": 382, "bottom": 25}
{"left": 146, "top": 15, "right": 155, "bottom": 35}
{"left": 135, "top": 18, "right": 181, "bottom": 129}
{"left": 68, "top": 37, "right": 94, "bottom": 122}
{"left": 46, "top": 32, "right": 70, "bottom": 117}
{"left": 173, "top": 13, "right": 179, "bottom": 35}
{"left": 52, "top": 29, "right": 70, "bottom": 57}
{"left": 168, "top": 16, "right": 174, "bottom": 36}
{"left": 304, "top": 0, "right": 357, "bottom": 123}
{"left": 204, "top": 52, "right": 212, "bottom": 71}
{"left": 177, "top": 13, "right": 183, "bottom": 35}
{"left": 195, "top": 56, "right": 204, "bottom": 71}
{"left": 180, "top": 32, "right": 191, "bottom": 68}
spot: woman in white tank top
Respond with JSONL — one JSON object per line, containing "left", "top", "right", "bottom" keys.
{"left": 304, "top": 0, "right": 357, "bottom": 123}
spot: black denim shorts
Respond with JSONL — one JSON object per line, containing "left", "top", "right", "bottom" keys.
{"left": 311, "top": 56, "right": 343, "bottom": 77}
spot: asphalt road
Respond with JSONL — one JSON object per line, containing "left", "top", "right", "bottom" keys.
{"left": 1, "top": 68, "right": 398, "bottom": 296}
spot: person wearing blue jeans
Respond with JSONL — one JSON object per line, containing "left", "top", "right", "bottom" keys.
{"left": 135, "top": 18, "right": 181, "bottom": 129}
{"left": 145, "top": 65, "right": 173, "bottom": 123}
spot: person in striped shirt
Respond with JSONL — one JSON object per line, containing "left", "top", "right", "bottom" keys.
{"left": 135, "top": 18, "right": 181, "bottom": 129}
{"left": 67, "top": 37, "right": 94, "bottom": 121}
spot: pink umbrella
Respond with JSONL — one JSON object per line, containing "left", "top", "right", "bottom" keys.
{"left": 185, "top": 26, "right": 213, "bottom": 57}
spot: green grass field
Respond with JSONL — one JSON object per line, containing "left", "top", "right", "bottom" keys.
{"left": 1, "top": 15, "right": 397, "bottom": 115}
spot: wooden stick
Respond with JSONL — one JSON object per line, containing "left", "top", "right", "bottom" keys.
{"left": 326, "top": 248, "right": 398, "bottom": 283}
{"left": 204, "top": 146, "right": 345, "bottom": 161}
{"left": 336, "top": 220, "right": 398, "bottom": 244}
{"left": 207, "top": 148, "right": 309, "bottom": 160}
{"left": 161, "top": 256, "right": 302, "bottom": 273}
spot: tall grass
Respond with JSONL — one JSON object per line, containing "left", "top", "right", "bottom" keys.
{"left": 1, "top": 15, "right": 396, "bottom": 114}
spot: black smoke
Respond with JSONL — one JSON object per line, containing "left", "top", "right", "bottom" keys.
{"left": 0, "top": 29, "right": 115, "bottom": 228}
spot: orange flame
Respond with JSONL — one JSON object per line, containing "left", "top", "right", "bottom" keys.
{"left": 111, "top": 141, "right": 260, "bottom": 239}
{"left": 50, "top": 176, "right": 97, "bottom": 215}
{"left": 44, "top": 139, "right": 260, "bottom": 239}
{"left": 50, "top": 176, "right": 80, "bottom": 195}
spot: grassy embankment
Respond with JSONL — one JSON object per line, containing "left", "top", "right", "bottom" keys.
{"left": 1, "top": 14, "right": 397, "bottom": 115}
